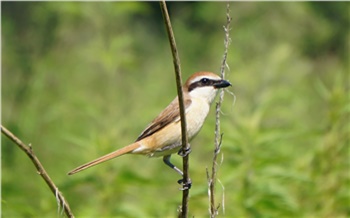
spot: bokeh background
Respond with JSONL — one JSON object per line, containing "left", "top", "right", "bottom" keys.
{"left": 2, "top": 2, "right": 349, "bottom": 218}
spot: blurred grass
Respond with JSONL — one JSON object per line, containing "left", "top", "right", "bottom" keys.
{"left": 2, "top": 2, "right": 349, "bottom": 218}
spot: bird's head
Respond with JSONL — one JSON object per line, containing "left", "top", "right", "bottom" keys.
{"left": 184, "top": 72, "right": 231, "bottom": 104}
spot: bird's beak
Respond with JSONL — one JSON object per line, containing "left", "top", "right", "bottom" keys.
{"left": 214, "top": 79, "right": 231, "bottom": 89}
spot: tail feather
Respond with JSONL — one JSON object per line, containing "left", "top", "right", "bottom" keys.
{"left": 68, "top": 142, "right": 140, "bottom": 175}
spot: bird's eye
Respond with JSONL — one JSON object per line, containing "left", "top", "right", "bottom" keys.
{"left": 201, "top": 78, "right": 209, "bottom": 84}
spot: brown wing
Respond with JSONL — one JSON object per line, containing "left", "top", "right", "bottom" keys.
{"left": 136, "top": 97, "right": 192, "bottom": 142}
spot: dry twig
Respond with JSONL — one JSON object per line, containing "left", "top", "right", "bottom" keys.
{"left": 159, "top": 1, "right": 190, "bottom": 218}
{"left": 207, "top": 3, "right": 232, "bottom": 218}
{"left": 1, "top": 125, "right": 74, "bottom": 218}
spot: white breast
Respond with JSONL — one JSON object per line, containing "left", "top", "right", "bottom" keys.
{"left": 186, "top": 97, "right": 210, "bottom": 140}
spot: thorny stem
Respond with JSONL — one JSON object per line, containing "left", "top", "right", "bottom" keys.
{"left": 208, "top": 2, "right": 232, "bottom": 218}
{"left": 1, "top": 125, "right": 75, "bottom": 218}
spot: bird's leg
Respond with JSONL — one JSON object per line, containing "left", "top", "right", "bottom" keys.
{"left": 177, "top": 146, "right": 192, "bottom": 189}
{"left": 163, "top": 155, "right": 183, "bottom": 176}
{"left": 177, "top": 143, "right": 191, "bottom": 157}
{"left": 163, "top": 155, "right": 192, "bottom": 190}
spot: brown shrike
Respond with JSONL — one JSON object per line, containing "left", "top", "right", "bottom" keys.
{"left": 68, "top": 72, "right": 231, "bottom": 178}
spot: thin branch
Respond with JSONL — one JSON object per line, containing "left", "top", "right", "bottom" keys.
{"left": 1, "top": 125, "right": 75, "bottom": 218}
{"left": 159, "top": 1, "right": 190, "bottom": 218}
{"left": 208, "top": 2, "right": 232, "bottom": 218}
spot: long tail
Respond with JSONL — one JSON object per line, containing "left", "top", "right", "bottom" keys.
{"left": 68, "top": 142, "right": 140, "bottom": 175}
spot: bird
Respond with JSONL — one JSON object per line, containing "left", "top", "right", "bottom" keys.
{"left": 68, "top": 72, "right": 231, "bottom": 180}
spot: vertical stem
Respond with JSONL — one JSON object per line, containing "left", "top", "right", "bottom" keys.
{"left": 159, "top": 1, "right": 190, "bottom": 217}
{"left": 209, "top": 2, "right": 231, "bottom": 217}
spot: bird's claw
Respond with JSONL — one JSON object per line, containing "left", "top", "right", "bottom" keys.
{"left": 178, "top": 178, "right": 192, "bottom": 190}
{"left": 178, "top": 146, "right": 191, "bottom": 157}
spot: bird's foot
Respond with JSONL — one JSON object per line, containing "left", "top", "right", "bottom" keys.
{"left": 178, "top": 178, "right": 192, "bottom": 190}
{"left": 178, "top": 146, "right": 191, "bottom": 157}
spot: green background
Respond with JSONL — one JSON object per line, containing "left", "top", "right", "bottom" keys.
{"left": 2, "top": 2, "right": 349, "bottom": 218}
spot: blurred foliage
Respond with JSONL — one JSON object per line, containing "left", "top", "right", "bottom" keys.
{"left": 2, "top": 2, "right": 349, "bottom": 218}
